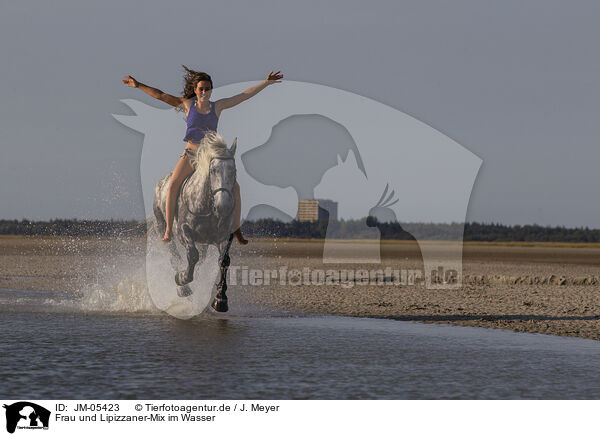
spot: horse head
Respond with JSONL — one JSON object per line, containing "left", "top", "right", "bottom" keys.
{"left": 208, "top": 137, "right": 237, "bottom": 221}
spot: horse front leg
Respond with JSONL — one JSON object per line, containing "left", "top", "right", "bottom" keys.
{"left": 175, "top": 245, "right": 207, "bottom": 298}
{"left": 211, "top": 233, "right": 234, "bottom": 312}
{"left": 175, "top": 243, "right": 199, "bottom": 287}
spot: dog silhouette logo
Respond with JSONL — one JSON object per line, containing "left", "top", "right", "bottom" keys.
{"left": 3, "top": 402, "right": 50, "bottom": 433}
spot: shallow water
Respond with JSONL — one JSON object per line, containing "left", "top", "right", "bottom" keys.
{"left": 1, "top": 288, "right": 599, "bottom": 399}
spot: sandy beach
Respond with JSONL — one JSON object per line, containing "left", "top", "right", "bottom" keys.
{"left": 1, "top": 235, "right": 599, "bottom": 340}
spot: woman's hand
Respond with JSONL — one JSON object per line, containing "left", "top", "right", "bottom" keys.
{"left": 122, "top": 75, "right": 139, "bottom": 88}
{"left": 217, "top": 71, "right": 283, "bottom": 111}
{"left": 265, "top": 70, "right": 283, "bottom": 85}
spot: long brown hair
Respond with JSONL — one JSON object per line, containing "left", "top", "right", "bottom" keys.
{"left": 181, "top": 65, "right": 213, "bottom": 98}
{"left": 176, "top": 65, "right": 213, "bottom": 113}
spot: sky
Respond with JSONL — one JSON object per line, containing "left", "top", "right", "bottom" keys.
{"left": 1, "top": 0, "right": 599, "bottom": 227}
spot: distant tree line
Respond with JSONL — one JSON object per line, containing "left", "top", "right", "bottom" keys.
{"left": 0, "top": 219, "right": 143, "bottom": 237}
{"left": 242, "top": 219, "right": 600, "bottom": 242}
{"left": 2, "top": 218, "right": 600, "bottom": 242}
{"left": 462, "top": 222, "right": 600, "bottom": 242}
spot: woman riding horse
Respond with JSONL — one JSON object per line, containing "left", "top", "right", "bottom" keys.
{"left": 122, "top": 66, "right": 283, "bottom": 244}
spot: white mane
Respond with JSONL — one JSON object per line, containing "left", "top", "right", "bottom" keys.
{"left": 192, "top": 131, "right": 229, "bottom": 177}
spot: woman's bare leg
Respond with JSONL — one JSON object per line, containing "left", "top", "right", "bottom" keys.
{"left": 232, "top": 182, "right": 248, "bottom": 245}
{"left": 163, "top": 155, "right": 195, "bottom": 242}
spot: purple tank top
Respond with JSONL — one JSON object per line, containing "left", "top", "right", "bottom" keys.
{"left": 183, "top": 100, "right": 219, "bottom": 143}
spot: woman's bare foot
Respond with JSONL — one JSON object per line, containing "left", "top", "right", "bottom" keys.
{"left": 162, "top": 229, "right": 172, "bottom": 242}
{"left": 233, "top": 228, "right": 248, "bottom": 245}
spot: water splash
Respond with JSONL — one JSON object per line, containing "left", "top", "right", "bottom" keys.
{"left": 73, "top": 276, "right": 159, "bottom": 314}
{"left": 2, "top": 232, "right": 222, "bottom": 318}
{"left": 62, "top": 233, "right": 222, "bottom": 319}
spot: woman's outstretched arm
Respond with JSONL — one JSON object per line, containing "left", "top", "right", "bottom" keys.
{"left": 215, "top": 70, "right": 283, "bottom": 113}
{"left": 122, "top": 75, "right": 184, "bottom": 108}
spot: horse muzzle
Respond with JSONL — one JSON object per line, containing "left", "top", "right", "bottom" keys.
{"left": 212, "top": 188, "right": 235, "bottom": 217}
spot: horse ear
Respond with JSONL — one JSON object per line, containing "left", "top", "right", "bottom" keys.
{"left": 229, "top": 137, "right": 237, "bottom": 156}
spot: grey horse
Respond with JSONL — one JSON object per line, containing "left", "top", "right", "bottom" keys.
{"left": 153, "top": 131, "right": 237, "bottom": 312}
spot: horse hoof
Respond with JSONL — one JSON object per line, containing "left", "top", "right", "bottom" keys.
{"left": 177, "top": 285, "right": 193, "bottom": 297}
{"left": 211, "top": 296, "right": 228, "bottom": 312}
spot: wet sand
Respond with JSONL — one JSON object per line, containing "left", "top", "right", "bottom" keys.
{"left": 1, "top": 235, "right": 599, "bottom": 340}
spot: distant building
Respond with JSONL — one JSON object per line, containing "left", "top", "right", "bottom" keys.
{"left": 297, "top": 199, "right": 338, "bottom": 222}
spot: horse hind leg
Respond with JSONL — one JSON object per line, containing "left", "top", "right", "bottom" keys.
{"left": 212, "top": 233, "right": 234, "bottom": 312}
